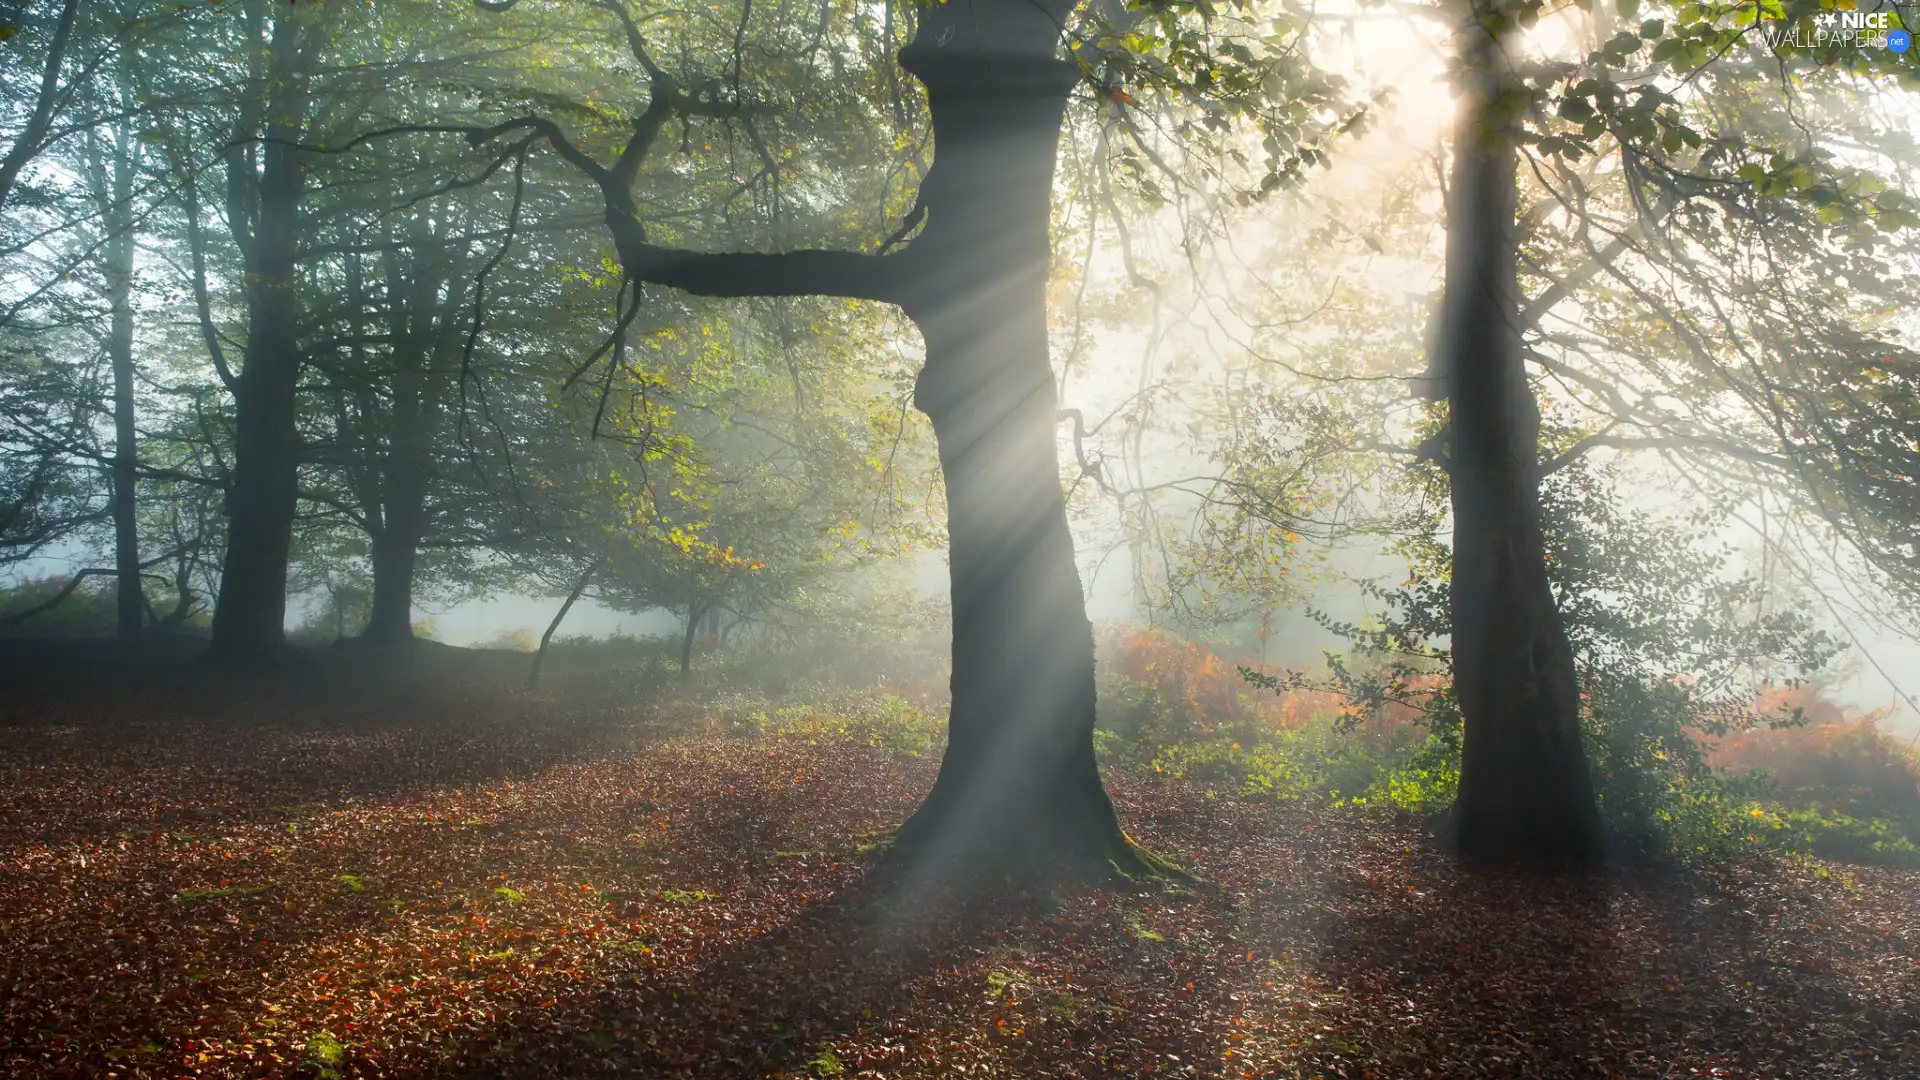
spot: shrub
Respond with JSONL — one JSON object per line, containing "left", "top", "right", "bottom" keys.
{"left": 1095, "top": 626, "right": 1428, "bottom": 806}
{"left": 1228, "top": 440, "right": 1920, "bottom": 867}
{"left": 478, "top": 628, "right": 537, "bottom": 652}
{"left": 0, "top": 575, "right": 121, "bottom": 635}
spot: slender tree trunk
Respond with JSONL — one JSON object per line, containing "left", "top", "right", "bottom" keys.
{"left": 529, "top": 555, "right": 596, "bottom": 689}
{"left": 209, "top": 124, "right": 306, "bottom": 668}
{"left": 1436, "top": 7, "right": 1602, "bottom": 862}
{"left": 159, "top": 548, "right": 196, "bottom": 631}
{"left": 103, "top": 129, "right": 142, "bottom": 637}
{"left": 884, "top": 3, "right": 1152, "bottom": 879}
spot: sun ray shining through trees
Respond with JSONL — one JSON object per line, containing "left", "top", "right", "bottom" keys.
{"left": 3, "top": 0, "right": 1920, "bottom": 1074}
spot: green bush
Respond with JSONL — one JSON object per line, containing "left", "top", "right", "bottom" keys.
{"left": 728, "top": 692, "right": 945, "bottom": 758}
{"left": 0, "top": 575, "right": 121, "bottom": 634}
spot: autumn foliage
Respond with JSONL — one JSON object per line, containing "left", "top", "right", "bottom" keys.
{"left": 1709, "top": 684, "right": 1920, "bottom": 825}
{"left": 1096, "top": 625, "right": 1425, "bottom": 748}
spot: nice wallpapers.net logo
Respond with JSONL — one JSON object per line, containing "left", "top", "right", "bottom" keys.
{"left": 1765, "top": 9, "right": 1913, "bottom": 52}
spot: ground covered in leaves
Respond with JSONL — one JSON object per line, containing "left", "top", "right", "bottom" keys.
{"left": 2, "top": 643, "right": 1918, "bottom": 1078}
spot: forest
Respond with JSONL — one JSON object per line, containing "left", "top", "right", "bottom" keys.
{"left": 1, "top": 0, "right": 1918, "bottom": 1075}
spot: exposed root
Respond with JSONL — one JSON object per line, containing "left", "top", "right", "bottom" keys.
{"left": 1106, "top": 834, "right": 1197, "bottom": 888}
{"left": 880, "top": 811, "right": 1195, "bottom": 896}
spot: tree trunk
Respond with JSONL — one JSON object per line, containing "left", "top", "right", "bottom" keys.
{"left": 529, "top": 555, "right": 596, "bottom": 689}
{"left": 679, "top": 599, "right": 703, "bottom": 679}
{"left": 360, "top": 223, "right": 454, "bottom": 646}
{"left": 884, "top": 4, "right": 1155, "bottom": 880}
{"left": 1436, "top": 8, "right": 1603, "bottom": 862}
{"left": 104, "top": 128, "right": 142, "bottom": 637}
{"left": 209, "top": 115, "right": 306, "bottom": 668}
{"left": 208, "top": 6, "right": 312, "bottom": 670}
{"left": 361, "top": 534, "right": 416, "bottom": 644}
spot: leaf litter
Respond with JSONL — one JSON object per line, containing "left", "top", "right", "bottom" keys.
{"left": 0, "top": 674, "right": 1916, "bottom": 1078}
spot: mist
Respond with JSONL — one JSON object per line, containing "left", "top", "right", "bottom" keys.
{"left": 3, "top": 0, "right": 1919, "bottom": 1075}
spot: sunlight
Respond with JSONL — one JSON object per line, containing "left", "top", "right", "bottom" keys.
{"left": 2, "top": 0, "right": 1918, "bottom": 1072}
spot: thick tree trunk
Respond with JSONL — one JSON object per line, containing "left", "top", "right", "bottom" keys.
{"left": 208, "top": 5, "right": 313, "bottom": 671}
{"left": 884, "top": 5, "right": 1153, "bottom": 881}
{"left": 679, "top": 599, "right": 704, "bottom": 679}
{"left": 580, "top": 0, "right": 1159, "bottom": 881}
{"left": 104, "top": 131, "right": 142, "bottom": 637}
{"left": 1436, "top": 10, "right": 1602, "bottom": 862}
{"left": 208, "top": 131, "right": 305, "bottom": 669}
{"left": 360, "top": 336, "right": 440, "bottom": 644}
{"left": 359, "top": 227, "right": 453, "bottom": 647}
{"left": 362, "top": 534, "right": 418, "bottom": 644}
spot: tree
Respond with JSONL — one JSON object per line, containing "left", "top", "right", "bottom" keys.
{"left": 1426, "top": 0, "right": 1603, "bottom": 861}
{"left": 79, "top": 124, "right": 144, "bottom": 636}
{"left": 318, "top": 194, "right": 476, "bottom": 646}
{"left": 0, "top": 0, "right": 79, "bottom": 220}
{"left": 203, "top": 0, "right": 326, "bottom": 668}
{"left": 465, "top": 0, "right": 1166, "bottom": 878}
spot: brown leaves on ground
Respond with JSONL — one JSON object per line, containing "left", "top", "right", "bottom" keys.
{"left": 1, "top": 657, "right": 1917, "bottom": 1078}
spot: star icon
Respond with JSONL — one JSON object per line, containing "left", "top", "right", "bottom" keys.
{"left": 1814, "top": 10, "right": 1839, "bottom": 27}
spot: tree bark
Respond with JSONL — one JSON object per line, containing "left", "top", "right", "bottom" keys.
{"left": 879, "top": 2, "right": 1153, "bottom": 880}
{"left": 102, "top": 128, "right": 142, "bottom": 637}
{"left": 360, "top": 232, "right": 453, "bottom": 646}
{"left": 528, "top": 554, "right": 597, "bottom": 689}
{"left": 208, "top": 5, "right": 312, "bottom": 670}
{"left": 1436, "top": 7, "right": 1603, "bottom": 862}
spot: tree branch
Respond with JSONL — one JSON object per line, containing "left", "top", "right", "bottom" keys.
{"left": 0, "top": 0, "right": 79, "bottom": 217}
{"left": 621, "top": 243, "right": 908, "bottom": 303}
{"left": 176, "top": 165, "right": 240, "bottom": 394}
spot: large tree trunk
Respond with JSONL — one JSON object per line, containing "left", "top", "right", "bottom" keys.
{"left": 362, "top": 533, "right": 418, "bottom": 644}
{"left": 885, "top": 3, "right": 1151, "bottom": 880}
{"left": 361, "top": 224, "right": 460, "bottom": 646}
{"left": 359, "top": 304, "right": 429, "bottom": 645}
{"left": 209, "top": 110, "right": 306, "bottom": 668}
{"left": 103, "top": 129, "right": 142, "bottom": 638}
{"left": 1436, "top": 9, "right": 1603, "bottom": 862}
{"left": 208, "top": 5, "right": 313, "bottom": 670}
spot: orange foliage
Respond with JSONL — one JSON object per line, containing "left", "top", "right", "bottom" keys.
{"left": 1096, "top": 625, "right": 1428, "bottom": 750}
{"left": 1708, "top": 684, "right": 1920, "bottom": 815}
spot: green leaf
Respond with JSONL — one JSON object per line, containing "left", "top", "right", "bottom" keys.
{"left": 1607, "top": 30, "right": 1645, "bottom": 57}
{"left": 1559, "top": 96, "right": 1597, "bottom": 123}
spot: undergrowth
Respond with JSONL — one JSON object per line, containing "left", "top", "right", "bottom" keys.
{"left": 542, "top": 604, "right": 1919, "bottom": 869}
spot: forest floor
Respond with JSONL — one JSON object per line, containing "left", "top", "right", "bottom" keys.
{"left": 1, "top": 640, "right": 1918, "bottom": 1079}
